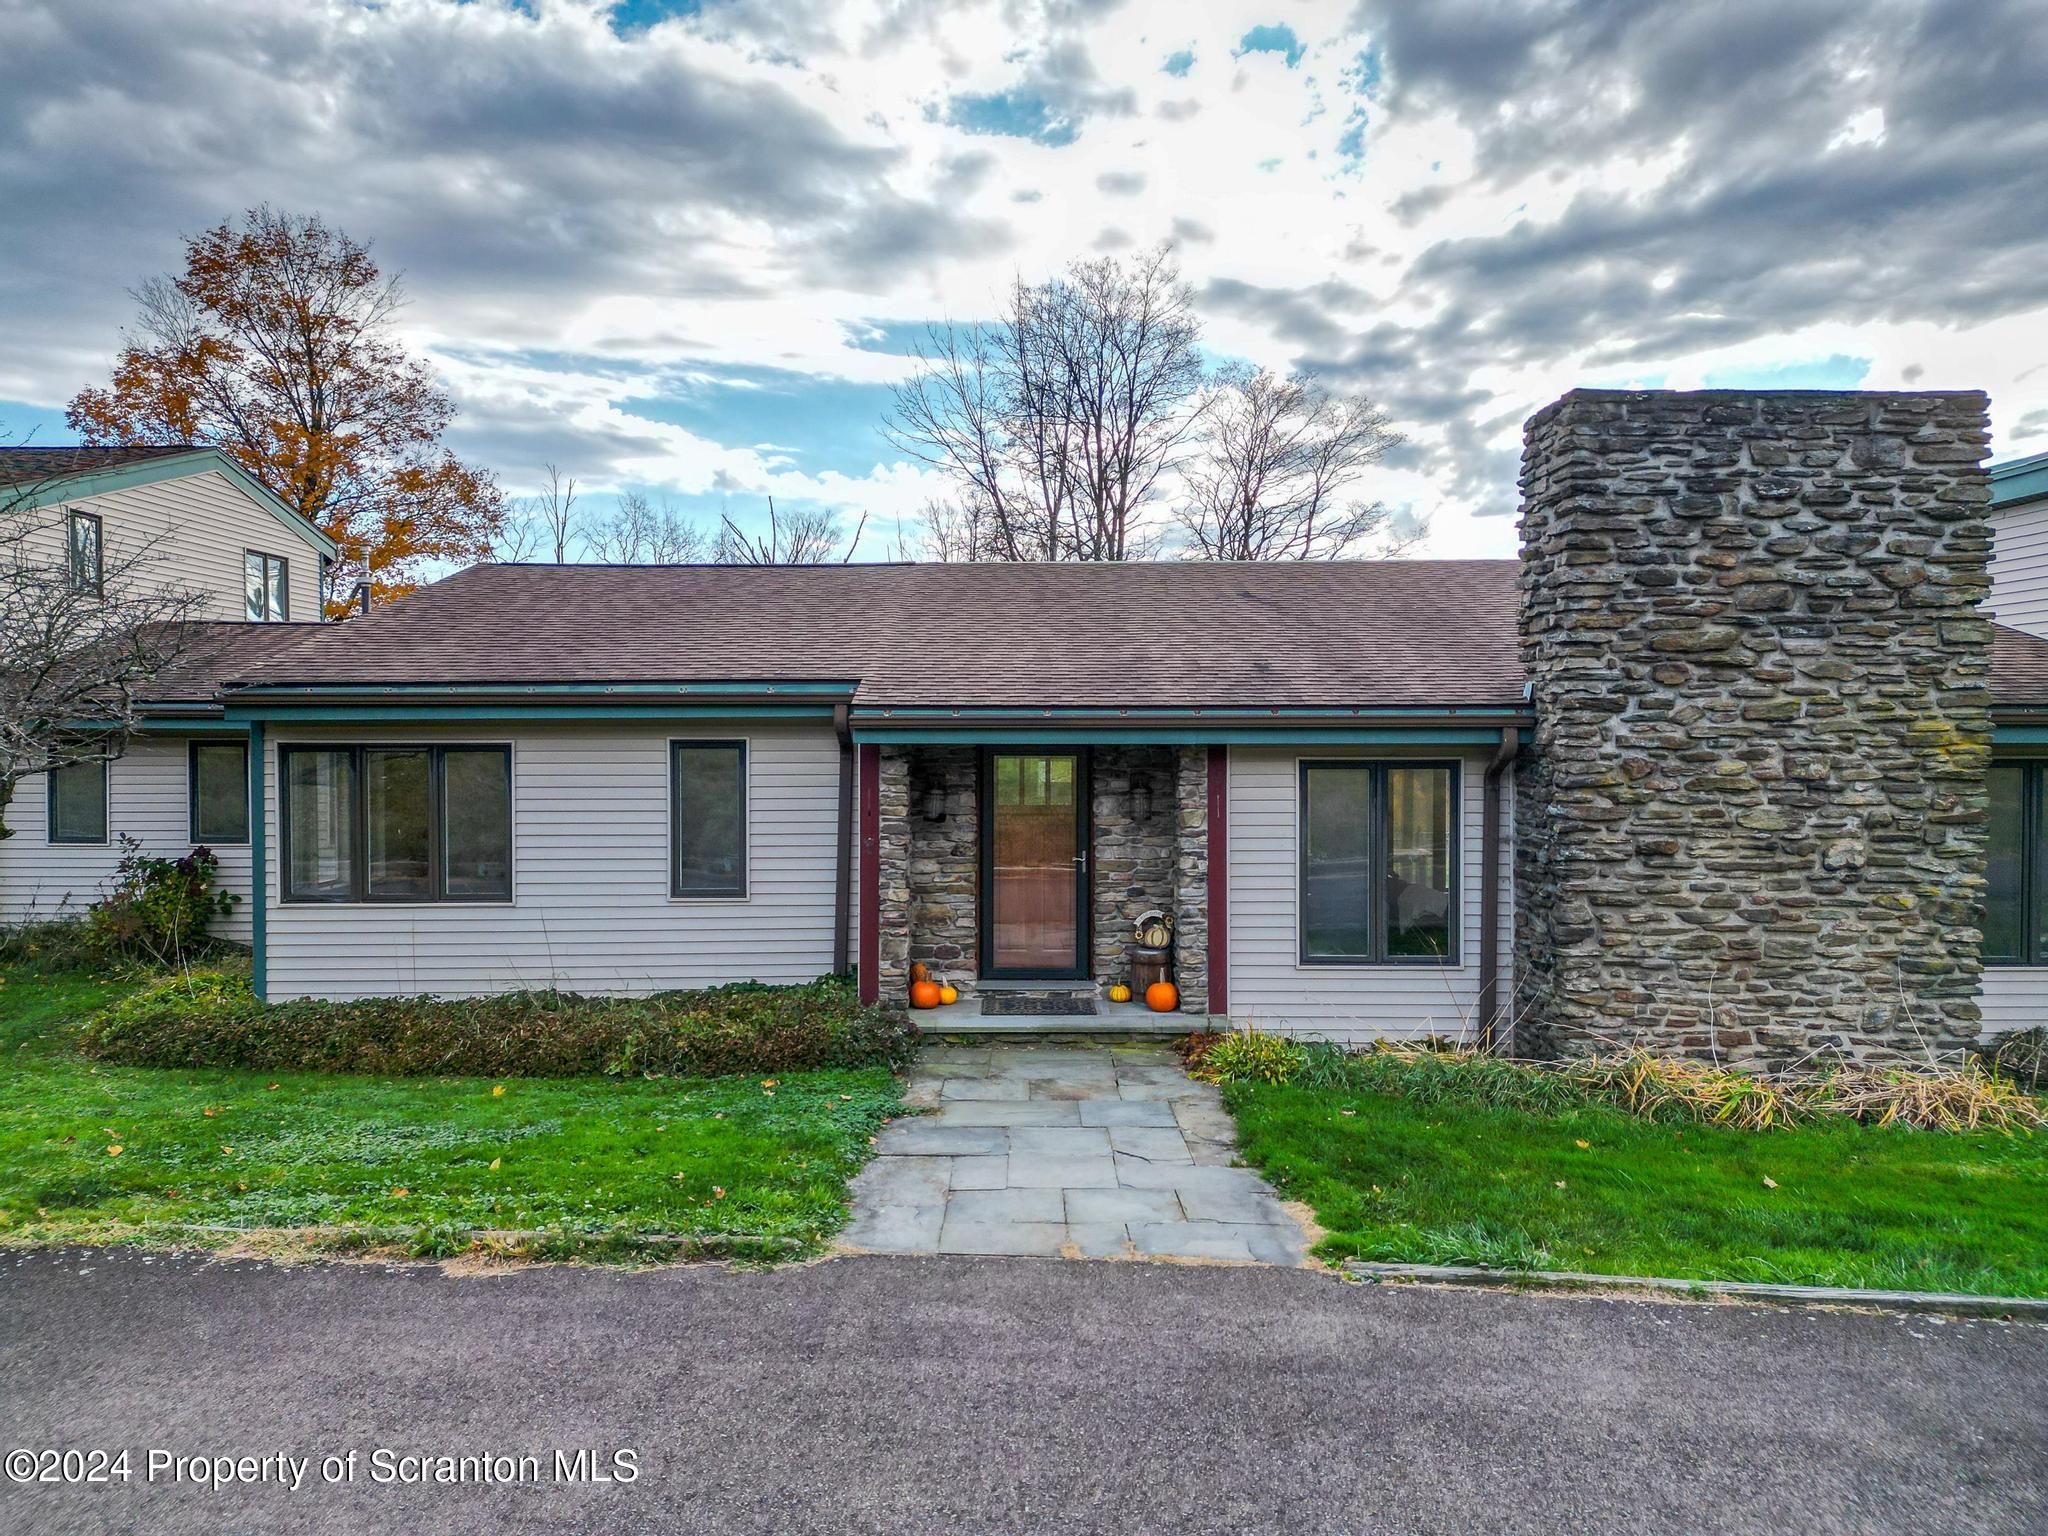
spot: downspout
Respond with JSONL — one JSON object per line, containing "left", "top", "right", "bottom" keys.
{"left": 832, "top": 703, "right": 853, "bottom": 976}
{"left": 249, "top": 721, "right": 267, "bottom": 1004}
{"left": 1476, "top": 726, "right": 1517, "bottom": 1053}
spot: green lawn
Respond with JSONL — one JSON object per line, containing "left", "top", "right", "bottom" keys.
{"left": 0, "top": 967, "right": 901, "bottom": 1263}
{"left": 1224, "top": 1080, "right": 2048, "bottom": 1296}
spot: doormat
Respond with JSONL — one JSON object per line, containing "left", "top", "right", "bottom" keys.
{"left": 980, "top": 994, "right": 1100, "bottom": 1017}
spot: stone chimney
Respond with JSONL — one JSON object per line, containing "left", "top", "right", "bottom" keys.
{"left": 1514, "top": 389, "right": 1993, "bottom": 1066}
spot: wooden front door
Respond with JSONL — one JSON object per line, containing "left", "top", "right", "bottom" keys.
{"left": 981, "top": 750, "right": 1090, "bottom": 978}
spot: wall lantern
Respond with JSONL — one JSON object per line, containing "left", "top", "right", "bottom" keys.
{"left": 1131, "top": 783, "right": 1153, "bottom": 821}
{"left": 922, "top": 786, "right": 947, "bottom": 822}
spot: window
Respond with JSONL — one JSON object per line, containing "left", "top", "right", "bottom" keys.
{"left": 244, "top": 551, "right": 289, "bottom": 620}
{"left": 1986, "top": 762, "right": 2048, "bottom": 965}
{"left": 68, "top": 511, "right": 102, "bottom": 595}
{"left": 281, "top": 746, "right": 511, "bottom": 903}
{"left": 1299, "top": 760, "right": 1458, "bottom": 964}
{"left": 671, "top": 741, "right": 747, "bottom": 898}
{"left": 189, "top": 741, "right": 250, "bottom": 844}
{"left": 47, "top": 760, "right": 108, "bottom": 844}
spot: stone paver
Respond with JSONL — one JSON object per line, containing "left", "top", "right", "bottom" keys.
{"left": 841, "top": 1041, "right": 1309, "bottom": 1265}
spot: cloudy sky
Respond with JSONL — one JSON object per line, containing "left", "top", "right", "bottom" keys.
{"left": 2, "top": 0, "right": 2044, "bottom": 559}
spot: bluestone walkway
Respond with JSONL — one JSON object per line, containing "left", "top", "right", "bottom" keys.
{"left": 840, "top": 1041, "right": 1310, "bottom": 1264}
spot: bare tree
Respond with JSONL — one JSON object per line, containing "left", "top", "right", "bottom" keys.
{"left": 0, "top": 469, "right": 207, "bottom": 840}
{"left": 716, "top": 498, "right": 867, "bottom": 565}
{"left": 494, "top": 463, "right": 581, "bottom": 563}
{"left": 584, "top": 491, "right": 710, "bottom": 564}
{"left": 1175, "top": 366, "right": 1415, "bottom": 561}
{"left": 888, "top": 245, "right": 1206, "bottom": 561}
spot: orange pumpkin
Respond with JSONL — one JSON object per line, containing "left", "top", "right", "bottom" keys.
{"left": 938, "top": 984, "right": 959, "bottom": 1005}
{"left": 909, "top": 980, "right": 942, "bottom": 1010}
{"left": 1145, "top": 981, "right": 1179, "bottom": 1013}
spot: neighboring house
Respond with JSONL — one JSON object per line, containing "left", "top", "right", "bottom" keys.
{"left": 1987, "top": 448, "right": 2048, "bottom": 636}
{"left": 1, "top": 392, "right": 2043, "bottom": 1067}
{"left": 0, "top": 447, "right": 336, "bottom": 932}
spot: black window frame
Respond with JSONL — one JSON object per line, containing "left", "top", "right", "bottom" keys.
{"left": 67, "top": 510, "right": 102, "bottom": 596}
{"left": 1297, "top": 758, "right": 1461, "bottom": 967}
{"left": 1986, "top": 759, "right": 2047, "bottom": 967}
{"left": 244, "top": 550, "right": 289, "bottom": 621}
{"left": 188, "top": 739, "right": 251, "bottom": 846}
{"left": 46, "top": 758, "right": 109, "bottom": 845}
{"left": 279, "top": 744, "right": 512, "bottom": 904}
{"left": 669, "top": 739, "right": 749, "bottom": 900}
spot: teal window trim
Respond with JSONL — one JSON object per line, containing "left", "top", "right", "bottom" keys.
{"left": 1297, "top": 759, "right": 1462, "bottom": 968}
{"left": 46, "top": 759, "right": 110, "bottom": 845}
{"left": 1986, "top": 760, "right": 2046, "bottom": 967}
{"left": 188, "top": 739, "right": 251, "bottom": 845}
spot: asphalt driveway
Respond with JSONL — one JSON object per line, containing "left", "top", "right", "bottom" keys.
{"left": 1, "top": 1248, "right": 2042, "bottom": 1535}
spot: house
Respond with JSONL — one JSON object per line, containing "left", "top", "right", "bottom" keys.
{"left": 3, "top": 389, "right": 2045, "bottom": 1067}
{"left": 0, "top": 446, "right": 336, "bottom": 939}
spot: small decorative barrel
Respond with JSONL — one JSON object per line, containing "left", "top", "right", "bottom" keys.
{"left": 1130, "top": 944, "right": 1171, "bottom": 995}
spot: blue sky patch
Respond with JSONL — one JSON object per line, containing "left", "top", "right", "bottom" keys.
{"left": 1702, "top": 354, "right": 1872, "bottom": 390}
{"left": 607, "top": 0, "right": 703, "bottom": 34}
{"left": 1162, "top": 49, "right": 1194, "bottom": 77}
{"left": 1235, "top": 24, "right": 1304, "bottom": 68}
{"left": 945, "top": 90, "right": 1078, "bottom": 147}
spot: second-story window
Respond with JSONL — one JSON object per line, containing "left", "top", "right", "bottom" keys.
{"left": 244, "top": 551, "right": 289, "bottom": 621}
{"left": 67, "top": 511, "right": 102, "bottom": 595}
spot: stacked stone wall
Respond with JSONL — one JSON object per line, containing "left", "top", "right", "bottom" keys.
{"left": 1514, "top": 389, "right": 1993, "bottom": 1066}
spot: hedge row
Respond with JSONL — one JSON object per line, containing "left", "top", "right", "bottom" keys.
{"left": 77, "top": 970, "right": 917, "bottom": 1079}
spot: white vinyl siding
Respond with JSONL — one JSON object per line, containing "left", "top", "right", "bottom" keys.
{"left": 21, "top": 469, "right": 323, "bottom": 621}
{"left": 1225, "top": 744, "right": 1511, "bottom": 1043}
{"left": 261, "top": 721, "right": 843, "bottom": 1000}
{"left": 0, "top": 737, "right": 254, "bottom": 942}
{"left": 1979, "top": 970, "right": 2048, "bottom": 1034}
{"left": 1989, "top": 498, "right": 2048, "bottom": 639}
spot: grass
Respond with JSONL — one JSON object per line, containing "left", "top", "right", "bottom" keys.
{"left": 0, "top": 966, "right": 903, "bottom": 1264}
{"left": 1224, "top": 1079, "right": 2048, "bottom": 1296}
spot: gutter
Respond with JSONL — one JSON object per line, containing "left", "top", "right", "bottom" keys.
{"left": 1476, "top": 725, "right": 1518, "bottom": 1053}
{"left": 833, "top": 703, "right": 853, "bottom": 976}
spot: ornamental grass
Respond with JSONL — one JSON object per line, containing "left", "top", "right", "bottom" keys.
{"left": 1189, "top": 1028, "right": 2046, "bottom": 1134}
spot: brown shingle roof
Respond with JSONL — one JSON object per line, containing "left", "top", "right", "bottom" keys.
{"left": 234, "top": 561, "right": 1530, "bottom": 710}
{"left": 0, "top": 444, "right": 202, "bottom": 488}
{"left": 205, "top": 563, "right": 2048, "bottom": 713}
{"left": 1994, "top": 623, "right": 2048, "bottom": 708}
{"left": 139, "top": 621, "right": 329, "bottom": 704}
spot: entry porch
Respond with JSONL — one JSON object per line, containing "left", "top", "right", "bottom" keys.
{"left": 857, "top": 743, "right": 1223, "bottom": 1021}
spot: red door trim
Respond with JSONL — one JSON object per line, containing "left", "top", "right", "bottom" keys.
{"left": 1206, "top": 744, "right": 1228, "bottom": 1015}
{"left": 858, "top": 743, "right": 881, "bottom": 1005}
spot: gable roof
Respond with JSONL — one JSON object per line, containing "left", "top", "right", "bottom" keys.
{"left": 1, "top": 444, "right": 338, "bottom": 559}
{"left": 0, "top": 445, "right": 201, "bottom": 486}
{"left": 231, "top": 560, "right": 1530, "bottom": 711}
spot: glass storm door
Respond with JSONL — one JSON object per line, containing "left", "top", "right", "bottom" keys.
{"left": 984, "top": 751, "right": 1088, "bottom": 977}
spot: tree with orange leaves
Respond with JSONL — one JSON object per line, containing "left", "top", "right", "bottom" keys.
{"left": 67, "top": 205, "right": 503, "bottom": 610}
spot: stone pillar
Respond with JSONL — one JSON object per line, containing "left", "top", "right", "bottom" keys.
{"left": 1091, "top": 746, "right": 1179, "bottom": 986}
{"left": 905, "top": 747, "right": 979, "bottom": 993}
{"left": 1173, "top": 745, "right": 1210, "bottom": 1014}
{"left": 1515, "top": 389, "right": 1993, "bottom": 1067}
{"left": 875, "top": 747, "right": 913, "bottom": 1009}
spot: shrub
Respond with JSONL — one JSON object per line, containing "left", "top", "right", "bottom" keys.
{"left": 77, "top": 970, "right": 916, "bottom": 1080}
{"left": 1189, "top": 1027, "right": 1306, "bottom": 1085}
{"left": 87, "top": 840, "right": 238, "bottom": 966}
